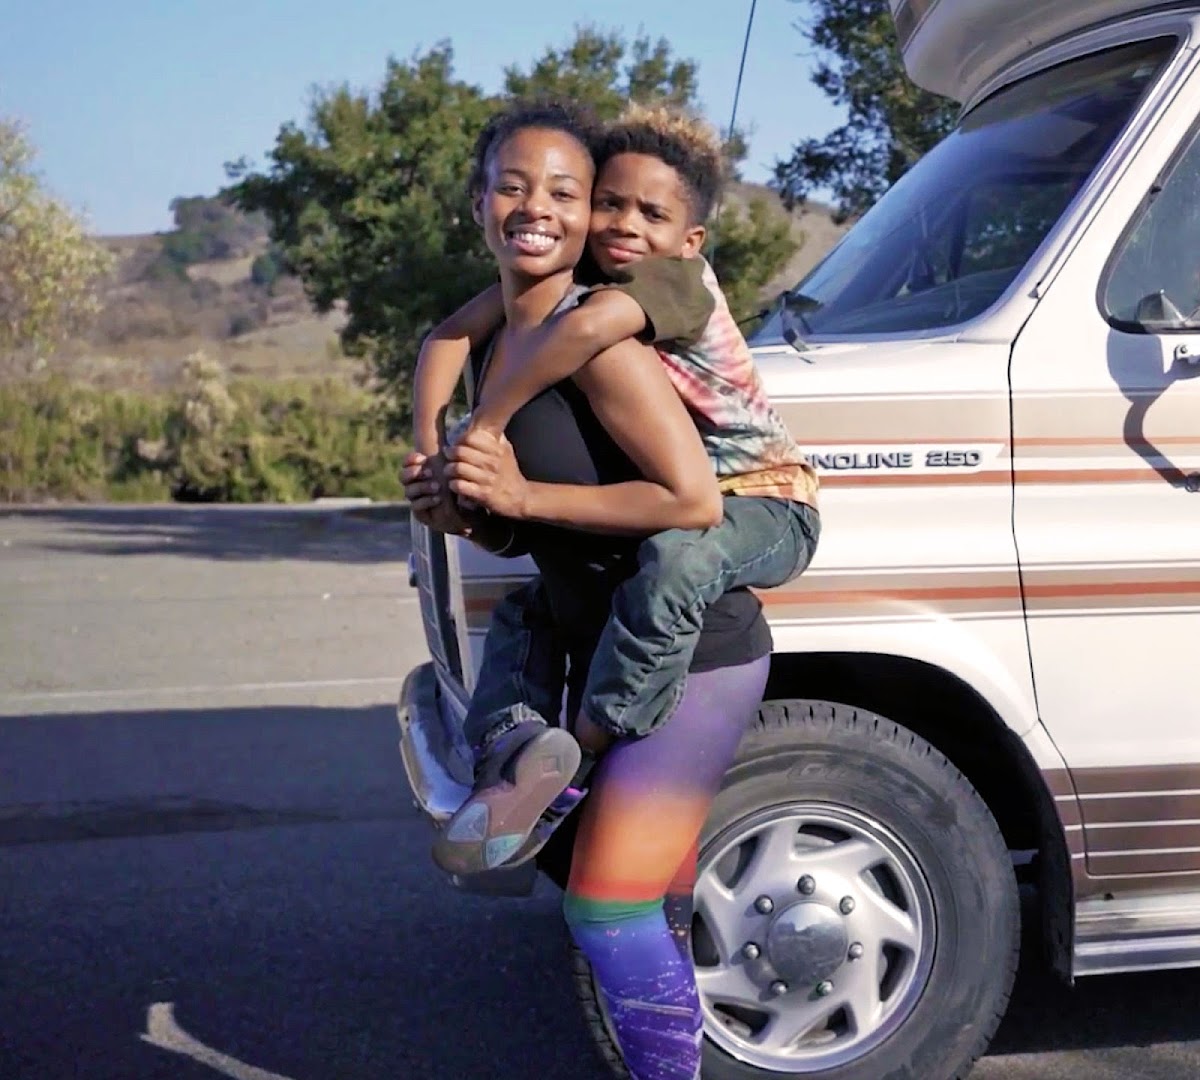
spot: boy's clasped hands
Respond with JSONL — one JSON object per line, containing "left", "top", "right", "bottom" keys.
{"left": 402, "top": 425, "right": 528, "bottom": 536}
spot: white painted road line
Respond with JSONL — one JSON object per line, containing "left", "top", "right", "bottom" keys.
{"left": 142, "top": 1002, "right": 297, "bottom": 1080}
{"left": 0, "top": 676, "right": 403, "bottom": 705}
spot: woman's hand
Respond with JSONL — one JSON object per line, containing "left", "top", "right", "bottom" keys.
{"left": 493, "top": 338, "right": 721, "bottom": 537}
{"left": 402, "top": 450, "right": 474, "bottom": 535}
{"left": 445, "top": 430, "right": 531, "bottom": 520}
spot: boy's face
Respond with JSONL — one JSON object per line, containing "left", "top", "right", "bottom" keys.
{"left": 588, "top": 153, "right": 706, "bottom": 275}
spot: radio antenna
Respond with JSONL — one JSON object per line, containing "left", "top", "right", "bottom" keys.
{"left": 708, "top": 0, "right": 758, "bottom": 272}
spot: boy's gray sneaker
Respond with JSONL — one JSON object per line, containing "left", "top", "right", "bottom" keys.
{"left": 432, "top": 721, "right": 581, "bottom": 876}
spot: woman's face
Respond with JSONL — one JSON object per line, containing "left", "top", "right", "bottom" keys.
{"left": 477, "top": 127, "right": 594, "bottom": 282}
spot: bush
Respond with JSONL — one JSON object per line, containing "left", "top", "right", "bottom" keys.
{"left": 0, "top": 356, "right": 407, "bottom": 504}
{"left": 160, "top": 230, "right": 209, "bottom": 266}
{"left": 250, "top": 250, "right": 283, "bottom": 290}
{"left": 0, "top": 378, "right": 170, "bottom": 501}
{"left": 227, "top": 309, "right": 259, "bottom": 337}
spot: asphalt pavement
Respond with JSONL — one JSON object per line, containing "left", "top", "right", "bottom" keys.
{"left": 1, "top": 505, "right": 1198, "bottom": 1079}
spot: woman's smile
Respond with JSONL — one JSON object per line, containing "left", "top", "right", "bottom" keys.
{"left": 505, "top": 226, "right": 561, "bottom": 256}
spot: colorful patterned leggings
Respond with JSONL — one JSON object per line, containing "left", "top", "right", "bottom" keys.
{"left": 563, "top": 656, "right": 770, "bottom": 1080}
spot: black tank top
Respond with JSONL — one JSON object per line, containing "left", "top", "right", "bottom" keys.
{"left": 473, "top": 310, "right": 772, "bottom": 673}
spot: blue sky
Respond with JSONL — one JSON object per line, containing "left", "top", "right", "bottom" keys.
{"left": 2, "top": 0, "right": 843, "bottom": 236}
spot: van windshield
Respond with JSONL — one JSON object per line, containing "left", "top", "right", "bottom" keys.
{"left": 753, "top": 37, "right": 1175, "bottom": 342}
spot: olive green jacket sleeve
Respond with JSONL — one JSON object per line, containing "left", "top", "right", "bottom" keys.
{"left": 591, "top": 256, "right": 715, "bottom": 347}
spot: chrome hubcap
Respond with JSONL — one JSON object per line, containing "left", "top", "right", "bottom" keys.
{"left": 692, "top": 803, "right": 937, "bottom": 1072}
{"left": 765, "top": 900, "right": 848, "bottom": 986}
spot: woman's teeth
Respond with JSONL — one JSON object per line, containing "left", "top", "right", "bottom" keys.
{"left": 510, "top": 231, "right": 556, "bottom": 252}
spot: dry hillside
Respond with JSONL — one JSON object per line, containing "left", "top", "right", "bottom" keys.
{"left": 56, "top": 184, "right": 845, "bottom": 390}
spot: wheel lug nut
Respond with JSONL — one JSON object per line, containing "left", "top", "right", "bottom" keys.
{"left": 742, "top": 942, "right": 761, "bottom": 960}
{"left": 797, "top": 875, "right": 816, "bottom": 895}
{"left": 755, "top": 895, "right": 775, "bottom": 914}
{"left": 839, "top": 895, "right": 856, "bottom": 914}
{"left": 848, "top": 942, "right": 864, "bottom": 960}
{"left": 816, "top": 979, "right": 834, "bottom": 997}
{"left": 770, "top": 980, "right": 789, "bottom": 996}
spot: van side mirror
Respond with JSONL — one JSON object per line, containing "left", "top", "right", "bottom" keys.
{"left": 780, "top": 292, "right": 821, "bottom": 360}
{"left": 1134, "top": 290, "right": 1187, "bottom": 330}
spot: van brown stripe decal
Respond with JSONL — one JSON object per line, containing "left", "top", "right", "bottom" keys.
{"left": 1015, "top": 468, "right": 1193, "bottom": 485}
{"left": 1026, "top": 580, "right": 1200, "bottom": 600}
{"left": 820, "top": 472, "right": 1009, "bottom": 488}
{"left": 1078, "top": 870, "right": 1200, "bottom": 899}
{"left": 1057, "top": 803, "right": 1083, "bottom": 828}
{"left": 1088, "top": 824, "right": 1200, "bottom": 850}
{"left": 1013, "top": 436, "right": 1200, "bottom": 447}
{"left": 820, "top": 467, "right": 1187, "bottom": 488}
{"left": 1087, "top": 851, "right": 1200, "bottom": 875}
{"left": 465, "top": 578, "right": 1200, "bottom": 620}
{"left": 1042, "top": 769, "right": 1075, "bottom": 798}
{"left": 759, "top": 584, "right": 1021, "bottom": 606}
{"left": 1074, "top": 764, "right": 1200, "bottom": 795}
{"left": 801, "top": 436, "right": 1200, "bottom": 454}
{"left": 761, "top": 580, "right": 1200, "bottom": 608}
{"left": 1080, "top": 795, "right": 1200, "bottom": 824}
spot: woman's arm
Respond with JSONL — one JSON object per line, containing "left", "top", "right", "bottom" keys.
{"left": 446, "top": 337, "right": 722, "bottom": 536}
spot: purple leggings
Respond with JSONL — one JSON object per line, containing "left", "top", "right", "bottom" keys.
{"left": 563, "top": 656, "right": 770, "bottom": 1080}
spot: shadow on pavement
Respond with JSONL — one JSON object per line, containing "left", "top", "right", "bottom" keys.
{"left": 987, "top": 938, "right": 1200, "bottom": 1060}
{"left": 4, "top": 702, "right": 1199, "bottom": 1078}
{"left": 3, "top": 821, "right": 598, "bottom": 1080}
{"left": 0, "top": 703, "right": 414, "bottom": 845}
{"left": 1, "top": 700, "right": 604, "bottom": 1080}
{"left": 0, "top": 504, "right": 412, "bottom": 565}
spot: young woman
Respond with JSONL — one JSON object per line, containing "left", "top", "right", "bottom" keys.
{"left": 404, "top": 101, "right": 772, "bottom": 1080}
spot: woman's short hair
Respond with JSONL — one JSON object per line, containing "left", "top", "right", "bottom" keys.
{"left": 597, "top": 103, "right": 726, "bottom": 224}
{"left": 467, "top": 98, "right": 600, "bottom": 200}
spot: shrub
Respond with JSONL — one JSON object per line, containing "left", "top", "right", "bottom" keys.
{"left": 0, "top": 355, "right": 407, "bottom": 503}
{"left": 250, "top": 250, "right": 283, "bottom": 290}
{"left": 0, "top": 378, "right": 169, "bottom": 501}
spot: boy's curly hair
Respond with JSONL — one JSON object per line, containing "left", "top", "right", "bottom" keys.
{"left": 466, "top": 98, "right": 600, "bottom": 200}
{"left": 596, "top": 103, "right": 726, "bottom": 224}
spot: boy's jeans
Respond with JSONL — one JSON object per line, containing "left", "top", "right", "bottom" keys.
{"left": 461, "top": 496, "right": 819, "bottom": 757}
{"left": 585, "top": 495, "right": 820, "bottom": 737}
{"left": 461, "top": 577, "right": 566, "bottom": 759}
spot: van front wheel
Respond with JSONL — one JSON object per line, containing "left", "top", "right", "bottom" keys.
{"left": 573, "top": 699, "right": 1020, "bottom": 1080}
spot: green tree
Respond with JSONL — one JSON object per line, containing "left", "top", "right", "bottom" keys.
{"left": 773, "top": 0, "right": 957, "bottom": 220}
{"left": 170, "top": 195, "right": 263, "bottom": 251}
{"left": 250, "top": 247, "right": 284, "bottom": 290}
{"left": 503, "top": 26, "right": 700, "bottom": 120}
{"left": 156, "top": 194, "right": 264, "bottom": 270}
{"left": 227, "top": 43, "right": 495, "bottom": 420}
{"left": 709, "top": 196, "right": 799, "bottom": 323}
{"left": 0, "top": 119, "right": 113, "bottom": 368}
{"left": 504, "top": 27, "right": 753, "bottom": 179}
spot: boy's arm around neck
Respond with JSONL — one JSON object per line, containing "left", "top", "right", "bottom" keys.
{"left": 470, "top": 289, "right": 648, "bottom": 436}
{"left": 470, "top": 255, "right": 714, "bottom": 436}
{"left": 412, "top": 283, "right": 503, "bottom": 455}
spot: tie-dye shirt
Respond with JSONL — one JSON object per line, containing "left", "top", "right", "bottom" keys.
{"left": 601, "top": 257, "right": 818, "bottom": 508}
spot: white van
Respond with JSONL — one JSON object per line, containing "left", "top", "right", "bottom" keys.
{"left": 399, "top": 2, "right": 1200, "bottom": 1076}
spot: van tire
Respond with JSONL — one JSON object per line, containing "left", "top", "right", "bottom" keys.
{"left": 571, "top": 698, "right": 1019, "bottom": 1080}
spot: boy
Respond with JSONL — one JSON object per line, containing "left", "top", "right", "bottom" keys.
{"left": 411, "top": 104, "right": 820, "bottom": 876}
